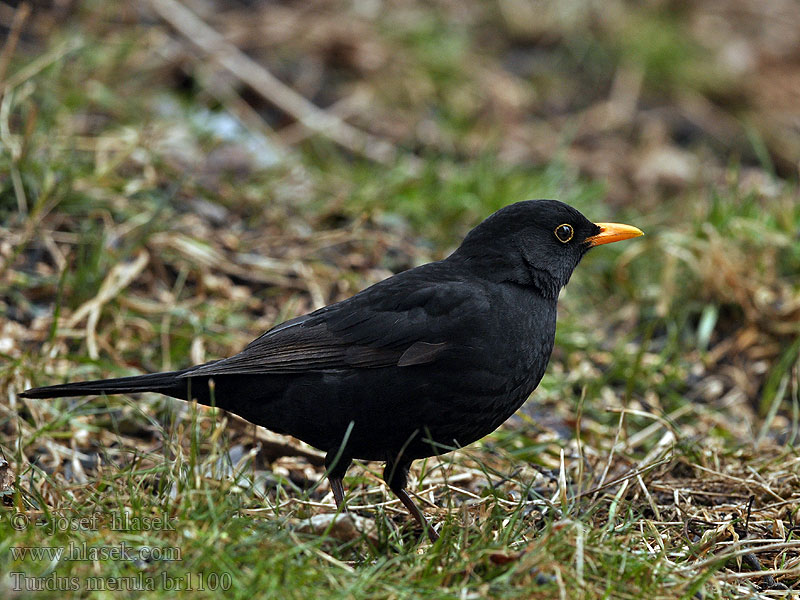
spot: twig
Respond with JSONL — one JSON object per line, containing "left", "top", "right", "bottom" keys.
{"left": 677, "top": 540, "right": 800, "bottom": 572}
{"left": 575, "top": 457, "right": 672, "bottom": 499}
{"left": 148, "top": 0, "right": 399, "bottom": 165}
{"left": 715, "top": 567, "right": 798, "bottom": 580}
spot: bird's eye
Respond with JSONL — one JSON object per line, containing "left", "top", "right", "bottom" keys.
{"left": 554, "top": 224, "right": 574, "bottom": 243}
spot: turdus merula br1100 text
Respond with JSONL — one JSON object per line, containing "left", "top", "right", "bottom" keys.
{"left": 21, "top": 199, "right": 643, "bottom": 541}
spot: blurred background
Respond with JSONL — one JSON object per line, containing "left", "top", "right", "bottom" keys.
{"left": 1, "top": 0, "right": 800, "bottom": 595}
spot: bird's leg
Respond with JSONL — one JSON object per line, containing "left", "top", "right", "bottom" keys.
{"left": 329, "top": 477, "right": 346, "bottom": 510}
{"left": 395, "top": 488, "right": 439, "bottom": 543}
{"left": 325, "top": 452, "right": 352, "bottom": 512}
{"left": 384, "top": 460, "right": 439, "bottom": 543}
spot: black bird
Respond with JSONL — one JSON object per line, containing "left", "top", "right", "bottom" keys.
{"left": 21, "top": 200, "right": 642, "bottom": 542}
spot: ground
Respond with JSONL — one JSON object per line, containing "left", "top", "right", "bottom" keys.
{"left": 1, "top": 0, "right": 799, "bottom": 598}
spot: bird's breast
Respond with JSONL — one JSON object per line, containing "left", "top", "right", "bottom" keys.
{"left": 410, "top": 287, "right": 557, "bottom": 444}
{"left": 472, "top": 284, "right": 557, "bottom": 394}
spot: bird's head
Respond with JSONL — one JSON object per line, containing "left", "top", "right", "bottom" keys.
{"left": 452, "top": 199, "right": 643, "bottom": 298}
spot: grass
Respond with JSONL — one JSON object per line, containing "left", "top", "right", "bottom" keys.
{"left": 2, "top": 2, "right": 800, "bottom": 598}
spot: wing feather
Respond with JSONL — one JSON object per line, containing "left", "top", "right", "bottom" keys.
{"left": 180, "top": 266, "right": 486, "bottom": 378}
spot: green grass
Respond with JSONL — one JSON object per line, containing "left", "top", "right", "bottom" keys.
{"left": 2, "top": 3, "right": 799, "bottom": 598}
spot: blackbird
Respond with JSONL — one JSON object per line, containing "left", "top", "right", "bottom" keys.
{"left": 21, "top": 199, "right": 642, "bottom": 541}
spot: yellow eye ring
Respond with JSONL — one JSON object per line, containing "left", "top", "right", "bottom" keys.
{"left": 554, "top": 223, "right": 574, "bottom": 243}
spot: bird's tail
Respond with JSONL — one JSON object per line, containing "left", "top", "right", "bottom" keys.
{"left": 19, "top": 364, "right": 214, "bottom": 402}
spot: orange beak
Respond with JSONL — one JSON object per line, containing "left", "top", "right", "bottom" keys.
{"left": 585, "top": 222, "right": 644, "bottom": 247}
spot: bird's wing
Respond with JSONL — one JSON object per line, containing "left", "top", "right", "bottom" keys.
{"left": 179, "top": 269, "right": 486, "bottom": 377}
